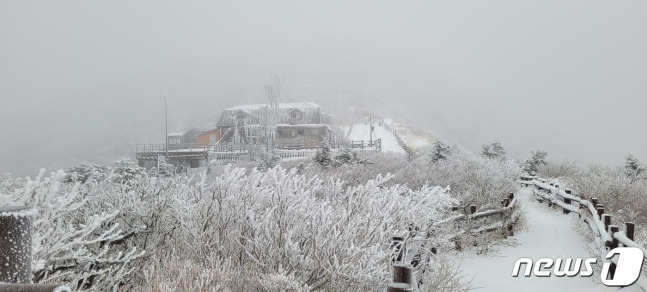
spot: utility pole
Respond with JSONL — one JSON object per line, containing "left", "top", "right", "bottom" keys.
{"left": 161, "top": 96, "right": 168, "bottom": 161}
{"left": 369, "top": 116, "right": 373, "bottom": 146}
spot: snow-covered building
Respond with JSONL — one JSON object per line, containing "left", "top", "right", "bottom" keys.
{"left": 216, "top": 102, "right": 338, "bottom": 148}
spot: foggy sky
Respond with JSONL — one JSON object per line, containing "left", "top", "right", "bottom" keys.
{"left": 2, "top": 1, "right": 646, "bottom": 176}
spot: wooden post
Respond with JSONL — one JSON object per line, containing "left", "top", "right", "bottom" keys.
{"left": 503, "top": 198, "right": 510, "bottom": 207}
{"left": 470, "top": 205, "right": 477, "bottom": 214}
{"left": 451, "top": 206, "right": 458, "bottom": 212}
{"left": 625, "top": 222, "right": 635, "bottom": 241}
{"left": 506, "top": 224, "right": 514, "bottom": 236}
{"left": 603, "top": 215, "right": 611, "bottom": 232}
{"left": 0, "top": 206, "right": 35, "bottom": 284}
{"left": 431, "top": 247, "right": 437, "bottom": 255}
{"left": 608, "top": 226, "right": 619, "bottom": 279}
{"left": 391, "top": 236, "right": 406, "bottom": 263}
{"left": 565, "top": 189, "right": 572, "bottom": 194}
{"left": 596, "top": 207, "right": 604, "bottom": 220}
{"left": 392, "top": 263, "right": 417, "bottom": 291}
{"left": 509, "top": 192, "right": 514, "bottom": 200}
{"left": 387, "top": 283, "right": 413, "bottom": 292}
{"left": 591, "top": 198, "right": 598, "bottom": 206}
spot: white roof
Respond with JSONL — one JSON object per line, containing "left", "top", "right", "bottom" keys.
{"left": 225, "top": 102, "right": 321, "bottom": 111}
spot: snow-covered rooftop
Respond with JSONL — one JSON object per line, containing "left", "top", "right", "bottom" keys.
{"left": 225, "top": 102, "right": 321, "bottom": 110}
{"left": 217, "top": 102, "right": 329, "bottom": 127}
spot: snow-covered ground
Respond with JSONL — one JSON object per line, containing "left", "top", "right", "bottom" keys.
{"left": 453, "top": 188, "right": 643, "bottom": 292}
{"left": 347, "top": 123, "right": 406, "bottom": 154}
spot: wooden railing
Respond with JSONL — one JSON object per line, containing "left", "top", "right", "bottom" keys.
{"left": 387, "top": 193, "right": 520, "bottom": 291}
{"left": 348, "top": 139, "right": 381, "bottom": 150}
{"left": 377, "top": 119, "right": 414, "bottom": 159}
{"left": 526, "top": 177, "right": 647, "bottom": 290}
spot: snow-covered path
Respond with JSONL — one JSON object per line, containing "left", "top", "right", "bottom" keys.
{"left": 454, "top": 188, "right": 642, "bottom": 292}
{"left": 347, "top": 123, "right": 405, "bottom": 154}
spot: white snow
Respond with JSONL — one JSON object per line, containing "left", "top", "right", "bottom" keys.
{"left": 452, "top": 188, "right": 643, "bottom": 292}
{"left": 384, "top": 120, "right": 432, "bottom": 150}
{"left": 402, "top": 135, "right": 431, "bottom": 149}
{"left": 347, "top": 123, "right": 405, "bottom": 154}
{"left": 54, "top": 286, "right": 72, "bottom": 292}
{"left": 0, "top": 207, "right": 37, "bottom": 218}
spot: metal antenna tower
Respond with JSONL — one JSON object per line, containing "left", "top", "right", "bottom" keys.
{"left": 265, "top": 75, "right": 281, "bottom": 149}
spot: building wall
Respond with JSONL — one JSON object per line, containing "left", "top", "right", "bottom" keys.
{"left": 275, "top": 125, "right": 329, "bottom": 148}
{"left": 195, "top": 129, "right": 220, "bottom": 146}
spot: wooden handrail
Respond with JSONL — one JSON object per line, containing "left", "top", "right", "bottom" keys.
{"left": 526, "top": 176, "right": 647, "bottom": 290}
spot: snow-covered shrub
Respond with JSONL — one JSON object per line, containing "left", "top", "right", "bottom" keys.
{"left": 112, "top": 157, "right": 148, "bottom": 189}
{"left": 64, "top": 162, "right": 110, "bottom": 184}
{"left": 332, "top": 147, "right": 369, "bottom": 167}
{"left": 148, "top": 156, "right": 176, "bottom": 178}
{"left": 537, "top": 159, "right": 580, "bottom": 179}
{"left": 564, "top": 164, "right": 647, "bottom": 235}
{"left": 295, "top": 151, "right": 405, "bottom": 187}
{"left": 256, "top": 148, "right": 281, "bottom": 171}
{"left": 0, "top": 169, "right": 144, "bottom": 291}
{"left": 394, "top": 150, "right": 521, "bottom": 207}
{"left": 141, "top": 259, "right": 309, "bottom": 292}
{"left": 419, "top": 255, "right": 473, "bottom": 292}
{"left": 172, "top": 165, "right": 457, "bottom": 291}
{"left": 2, "top": 158, "right": 487, "bottom": 291}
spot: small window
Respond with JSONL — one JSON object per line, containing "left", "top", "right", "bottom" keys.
{"left": 290, "top": 111, "right": 303, "bottom": 120}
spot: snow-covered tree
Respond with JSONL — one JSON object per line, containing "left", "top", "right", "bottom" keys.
{"left": 313, "top": 138, "right": 332, "bottom": 168}
{"left": 257, "top": 148, "right": 281, "bottom": 171}
{"left": 481, "top": 141, "right": 506, "bottom": 160}
{"left": 64, "top": 162, "right": 110, "bottom": 184}
{"left": 429, "top": 141, "right": 452, "bottom": 163}
{"left": 112, "top": 157, "right": 147, "bottom": 189}
{"left": 522, "top": 150, "right": 548, "bottom": 174}
{"left": 624, "top": 154, "right": 645, "bottom": 182}
{"left": 333, "top": 146, "right": 369, "bottom": 167}
{"left": 148, "top": 155, "right": 176, "bottom": 177}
